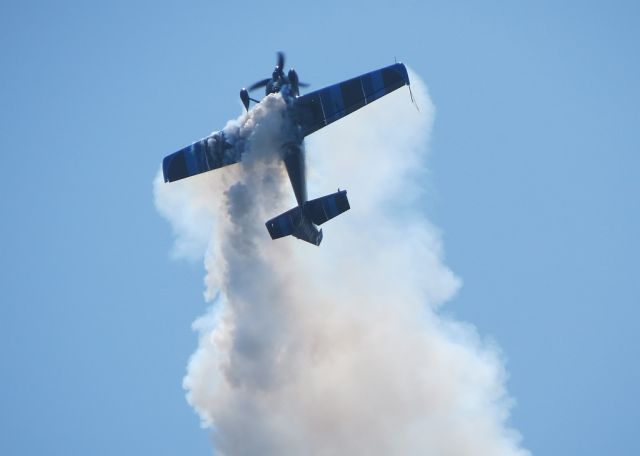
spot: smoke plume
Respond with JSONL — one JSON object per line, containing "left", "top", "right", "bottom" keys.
{"left": 154, "top": 72, "right": 529, "bottom": 456}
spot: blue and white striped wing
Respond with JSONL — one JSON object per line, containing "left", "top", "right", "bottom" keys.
{"left": 162, "top": 132, "right": 240, "bottom": 183}
{"left": 293, "top": 63, "right": 410, "bottom": 137}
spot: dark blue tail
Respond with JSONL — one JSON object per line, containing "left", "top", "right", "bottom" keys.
{"left": 265, "top": 190, "right": 350, "bottom": 246}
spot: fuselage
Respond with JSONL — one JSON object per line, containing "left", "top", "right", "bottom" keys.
{"left": 264, "top": 76, "right": 308, "bottom": 208}
{"left": 261, "top": 72, "right": 322, "bottom": 243}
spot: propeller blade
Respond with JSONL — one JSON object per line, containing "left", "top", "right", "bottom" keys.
{"left": 249, "top": 78, "right": 271, "bottom": 91}
{"left": 298, "top": 82, "right": 310, "bottom": 88}
{"left": 277, "top": 51, "right": 285, "bottom": 70}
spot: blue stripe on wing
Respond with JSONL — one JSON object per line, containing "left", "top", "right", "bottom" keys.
{"left": 162, "top": 132, "right": 239, "bottom": 183}
{"left": 293, "top": 63, "right": 410, "bottom": 137}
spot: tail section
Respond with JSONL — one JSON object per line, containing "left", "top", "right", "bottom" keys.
{"left": 265, "top": 190, "right": 350, "bottom": 246}
{"left": 265, "top": 205, "right": 324, "bottom": 246}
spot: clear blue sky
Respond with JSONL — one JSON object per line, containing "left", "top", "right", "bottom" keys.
{"left": 1, "top": 1, "right": 638, "bottom": 454}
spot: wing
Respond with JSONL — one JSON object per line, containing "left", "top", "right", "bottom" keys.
{"left": 293, "top": 63, "right": 410, "bottom": 137}
{"left": 162, "top": 131, "right": 240, "bottom": 183}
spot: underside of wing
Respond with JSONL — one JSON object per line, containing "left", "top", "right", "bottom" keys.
{"left": 293, "top": 63, "right": 410, "bottom": 137}
{"left": 162, "top": 131, "right": 240, "bottom": 183}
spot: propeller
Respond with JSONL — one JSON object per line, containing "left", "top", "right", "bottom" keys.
{"left": 247, "top": 52, "right": 310, "bottom": 93}
{"left": 248, "top": 53, "right": 285, "bottom": 91}
{"left": 248, "top": 78, "right": 270, "bottom": 91}
{"left": 276, "top": 51, "right": 285, "bottom": 71}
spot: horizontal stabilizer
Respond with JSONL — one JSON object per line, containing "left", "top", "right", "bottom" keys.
{"left": 163, "top": 131, "right": 240, "bottom": 182}
{"left": 265, "top": 190, "right": 350, "bottom": 246}
{"left": 305, "top": 190, "right": 350, "bottom": 225}
{"left": 266, "top": 205, "right": 304, "bottom": 240}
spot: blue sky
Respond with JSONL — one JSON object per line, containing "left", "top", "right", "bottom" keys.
{"left": 1, "top": 1, "right": 638, "bottom": 454}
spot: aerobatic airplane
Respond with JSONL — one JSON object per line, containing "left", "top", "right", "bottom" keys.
{"left": 162, "top": 52, "right": 411, "bottom": 246}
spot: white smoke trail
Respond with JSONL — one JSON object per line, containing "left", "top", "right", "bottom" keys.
{"left": 154, "top": 72, "right": 529, "bottom": 456}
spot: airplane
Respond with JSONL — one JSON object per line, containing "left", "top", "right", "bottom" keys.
{"left": 162, "top": 52, "right": 411, "bottom": 246}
